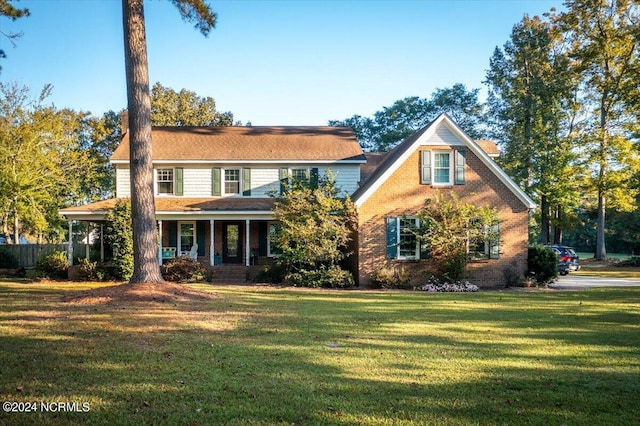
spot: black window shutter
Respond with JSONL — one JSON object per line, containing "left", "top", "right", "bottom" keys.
{"left": 310, "top": 168, "right": 319, "bottom": 189}
{"left": 196, "top": 221, "right": 206, "bottom": 256}
{"left": 258, "top": 222, "right": 268, "bottom": 256}
{"left": 168, "top": 222, "right": 177, "bottom": 247}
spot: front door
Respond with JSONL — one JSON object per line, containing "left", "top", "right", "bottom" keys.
{"left": 222, "top": 222, "right": 243, "bottom": 264}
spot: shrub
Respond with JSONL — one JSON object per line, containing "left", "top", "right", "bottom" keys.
{"left": 284, "top": 266, "right": 354, "bottom": 288}
{"left": 416, "top": 276, "right": 479, "bottom": 292}
{"left": 35, "top": 250, "right": 69, "bottom": 279}
{"left": 616, "top": 256, "right": 640, "bottom": 267}
{"left": 76, "top": 258, "right": 109, "bottom": 281}
{"left": 161, "top": 257, "right": 209, "bottom": 282}
{"left": 254, "top": 263, "right": 287, "bottom": 283}
{"left": 103, "top": 200, "right": 134, "bottom": 281}
{"left": 502, "top": 264, "right": 524, "bottom": 288}
{"left": 527, "top": 244, "right": 558, "bottom": 284}
{"left": 370, "top": 266, "right": 411, "bottom": 289}
{"left": 0, "top": 246, "right": 19, "bottom": 268}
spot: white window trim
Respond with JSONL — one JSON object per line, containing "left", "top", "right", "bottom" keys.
{"left": 178, "top": 221, "right": 196, "bottom": 256}
{"left": 397, "top": 216, "right": 420, "bottom": 260}
{"left": 223, "top": 167, "right": 241, "bottom": 196}
{"left": 156, "top": 167, "right": 175, "bottom": 196}
{"left": 431, "top": 150, "right": 454, "bottom": 187}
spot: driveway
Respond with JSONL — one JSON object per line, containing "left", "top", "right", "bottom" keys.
{"left": 550, "top": 274, "right": 640, "bottom": 289}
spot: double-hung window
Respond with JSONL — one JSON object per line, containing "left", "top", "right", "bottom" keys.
{"left": 387, "top": 216, "right": 421, "bottom": 260}
{"left": 157, "top": 169, "right": 174, "bottom": 195}
{"left": 421, "top": 149, "right": 465, "bottom": 186}
{"left": 224, "top": 169, "right": 240, "bottom": 194}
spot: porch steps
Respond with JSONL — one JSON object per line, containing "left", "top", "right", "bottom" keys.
{"left": 211, "top": 265, "right": 247, "bottom": 284}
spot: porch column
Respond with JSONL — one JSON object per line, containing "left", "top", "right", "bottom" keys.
{"left": 245, "top": 219, "right": 250, "bottom": 266}
{"left": 157, "top": 220, "right": 163, "bottom": 265}
{"left": 67, "top": 220, "right": 73, "bottom": 265}
{"left": 209, "top": 219, "right": 215, "bottom": 266}
{"left": 85, "top": 221, "right": 91, "bottom": 260}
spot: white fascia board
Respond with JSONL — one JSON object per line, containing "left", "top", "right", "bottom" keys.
{"left": 440, "top": 120, "right": 536, "bottom": 210}
{"left": 354, "top": 114, "right": 536, "bottom": 210}
{"left": 354, "top": 114, "right": 450, "bottom": 208}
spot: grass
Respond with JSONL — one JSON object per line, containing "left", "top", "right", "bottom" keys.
{"left": 1, "top": 281, "right": 640, "bottom": 425}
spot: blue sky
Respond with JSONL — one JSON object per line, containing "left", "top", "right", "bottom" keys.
{"left": 1, "top": 0, "right": 561, "bottom": 125}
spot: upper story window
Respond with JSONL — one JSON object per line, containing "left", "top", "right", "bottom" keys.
{"left": 157, "top": 169, "right": 174, "bottom": 195}
{"left": 224, "top": 169, "right": 241, "bottom": 194}
{"left": 156, "top": 167, "right": 183, "bottom": 196}
{"left": 433, "top": 152, "right": 451, "bottom": 185}
{"left": 291, "top": 168, "right": 309, "bottom": 185}
{"left": 421, "top": 149, "right": 466, "bottom": 186}
{"left": 212, "top": 167, "right": 251, "bottom": 196}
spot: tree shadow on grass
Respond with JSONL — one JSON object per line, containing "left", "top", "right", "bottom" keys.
{"left": 0, "top": 284, "right": 639, "bottom": 425}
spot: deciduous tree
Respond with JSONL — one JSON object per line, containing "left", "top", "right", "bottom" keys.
{"left": 330, "top": 84, "right": 486, "bottom": 152}
{"left": 0, "top": 83, "right": 97, "bottom": 243}
{"left": 485, "top": 14, "right": 580, "bottom": 245}
{"left": 557, "top": 0, "right": 640, "bottom": 259}
{"left": 151, "top": 82, "right": 234, "bottom": 126}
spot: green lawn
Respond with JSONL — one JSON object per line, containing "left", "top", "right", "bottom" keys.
{"left": 1, "top": 281, "right": 639, "bottom": 425}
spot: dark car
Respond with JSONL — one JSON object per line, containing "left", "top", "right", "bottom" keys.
{"left": 552, "top": 245, "right": 580, "bottom": 272}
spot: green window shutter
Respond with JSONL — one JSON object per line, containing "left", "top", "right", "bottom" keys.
{"left": 455, "top": 149, "right": 466, "bottom": 185}
{"left": 175, "top": 167, "right": 184, "bottom": 196}
{"left": 243, "top": 168, "right": 252, "bottom": 196}
{"left": 386, "top": 217, "right": 398, "bottom": 259}
{"left": 421, "top": 150, "right": 431, "bottom": 184}
{"left": 279, "top": 168, "right": 289, "bottom": 194}
{"left": 489, "top": 221, "right": 500, "bottom": 259}
{"left": 310, "top": 167, "right": 319, "bottom": 189}
{"left": 212, "top": 167, "right": 221, "bottom": 196}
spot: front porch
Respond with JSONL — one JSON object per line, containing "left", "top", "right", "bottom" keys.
{"left": 158, "top": 219, "right": 278, "bottom": 269}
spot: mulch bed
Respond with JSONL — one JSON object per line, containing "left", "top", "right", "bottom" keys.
{"left": 62, "top": 281, "right": 220, "bottom": 306}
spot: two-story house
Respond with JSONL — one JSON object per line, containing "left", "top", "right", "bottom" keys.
{"left": 61, "top": 113, "right": 535, "bottom": 287}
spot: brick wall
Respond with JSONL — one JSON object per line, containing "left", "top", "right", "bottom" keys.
{"left": 357, "top": 146, "right": 530, "bottom": 288}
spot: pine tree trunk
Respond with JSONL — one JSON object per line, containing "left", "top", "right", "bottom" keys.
{"left": 553, "top": 206, "right": 563, "bottom": 245}
{"left": 122, "top": 0, "right": 164, "bottom": 284}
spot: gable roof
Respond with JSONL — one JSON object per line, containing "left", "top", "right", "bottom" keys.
{"left": 352, "top": 113, "right": 536, "bottom": 209}
{"left": 111, "top": 126, "right": 366, "bottom": 163}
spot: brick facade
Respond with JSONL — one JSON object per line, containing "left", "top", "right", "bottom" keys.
{"left": 357, "top": 146, "right": 530, "bottom": 288}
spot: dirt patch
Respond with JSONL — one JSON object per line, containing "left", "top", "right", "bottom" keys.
{"left": 62, "top": 281, "right": 220, "bottom": 306}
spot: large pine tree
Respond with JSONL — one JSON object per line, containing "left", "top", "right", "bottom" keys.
{"left": 121, "top": 0, "right": 215, "bottom": 284}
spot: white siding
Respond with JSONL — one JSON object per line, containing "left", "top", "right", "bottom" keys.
{"left": 251, "top": 168, "right": 280, "bottom": 197}
{"left": 183, "top": 167, "right": 212, "bottom": 197}
{"left": 422, "top": 124, "right": 464, "bottom": 147}
{"left": 318, "top": 165, "right": 360, "bottom": 195}
{"left": 115, "top": 166, "right": 130, "bottom": 198}
{"left": 116, "top": 164, "right": 362, "bottom": 199}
